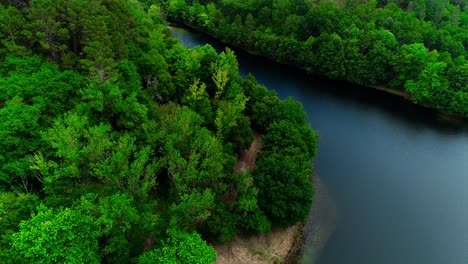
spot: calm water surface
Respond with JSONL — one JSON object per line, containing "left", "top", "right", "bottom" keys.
{"left": 171, "top": 27, "right": 468, "bottom": 264}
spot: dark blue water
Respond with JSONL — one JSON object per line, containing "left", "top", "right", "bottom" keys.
{"left": 171, "top": 27, "right": 468, "bottom": 264}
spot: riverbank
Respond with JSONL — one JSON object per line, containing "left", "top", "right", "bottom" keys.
{"left": 298, "top": 174, "right": 337, "bottom": 264}
{"left": 168, "top": 22, "right": 468, "bottom": 123}
{"left": 214, "top": 224, "right": 302, "bottom": 263}
{"left": 171, "top": 25, "right": 468, "bottom": 264}
{"left": 214, "top": 173, "right": 336, "bottom": 264}
{"left": 167, "top": 21, "right": 410, "bottom": 100}
{"left": 215, "top": 131, "right": 308, "bottom": 263}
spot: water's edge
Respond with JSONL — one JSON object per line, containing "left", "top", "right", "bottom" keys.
{"left": 170, "top": 24, "right": 468, "bottom": 264}
{"left": 169, "top": 25, "right": 331, "bottom": 263}
{"left": 166, "top": 21, "right": 409, "bottom": 99}
{"left": 300, "top": 174, "right": 337, "bottom": 263}
{"left": 167, "top": 21, "right": 467, "bottom": 123}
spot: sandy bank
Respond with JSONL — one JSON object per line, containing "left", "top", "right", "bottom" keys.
{"left": 297, "top": 174, "right": 337, "bottom": 264}
{"left": 216, "top": 128, "right": 338, "bottom": 264}
{"left": 215, "top": 132, "right": 303, "bottom": 263}
{"left": 215, "top": 225, "right": 302, "bottom": 264}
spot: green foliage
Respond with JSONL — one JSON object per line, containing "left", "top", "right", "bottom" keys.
{"left": 263, "top": 120, "right": 317, "bottom": 157}
{"left": 138, "top": 229, "right": 216, "bottom": 264}
{"left": 0, "top": 55, "right": 83, "bottom": 188}
{"left": 255, "top": 148, "right": 314, "bottom": 226}
{"left": 40, "top": 113, "right": 160, "bottom": 204}
{"left": 405, "top": 62, "right": 450, "bottom": 107}
{"left": 169, "top": 189, "right": 215, "bottom": 229}
{"left": 12, "top": 205, "right": 101, "bottom": 264}
{"left": 0, "top": 1, "right": 320, "bottom": 262}
{"left": 255, "top": 119, "right": 317, "bottom": 226}
{"left": 0, "top": 192, "right": 39, "bottom": 264}
{"left": 163, "top": 0, "right": 468, "bottom": 117}
{"left": 0, "top": 97, "right": 41, "bottom": 188}
{"left": 77, "top": 193, "right": 155, "bottom": 263}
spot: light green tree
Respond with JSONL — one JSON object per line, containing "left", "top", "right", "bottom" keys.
{"left": 12, "top": 205, "right": 101, "bottom": 264}
{"left": 138, "top": 229, "right": 216, "bottom": 264}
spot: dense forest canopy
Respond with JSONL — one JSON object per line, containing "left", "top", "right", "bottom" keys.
{"left": 156, "top": 0, "right": 468, "bottom": 117}
{"left": 0, "top": 0, "right": 317, "bottom": 263}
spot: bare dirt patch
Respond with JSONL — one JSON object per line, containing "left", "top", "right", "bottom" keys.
{"left": 232, "top": 132, "right": 263, "bottom": 174}
{"left": 214, "top": 225, "right": 301, "bottom": 264}
{"left": 215, "top": 131, "right": 300, "bottom": 263}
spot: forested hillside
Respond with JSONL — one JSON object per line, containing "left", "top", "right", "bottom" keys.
{"left": 157, "top": 0, "right": 468, "bottom": 116}
{"left": 0, "top": 0, "right": 317, "bottom": 263}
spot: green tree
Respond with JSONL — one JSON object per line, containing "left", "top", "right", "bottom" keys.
{"left": 315, "top": 33, "right": 346, "bottom": 79}
{"left": 0, "top": 192, "right": 39, "bottom": 264}
{"left": 393, "top": 43, "right": 430, "bottom": 87}
{"left": 12, "top": 205, "right": 101, "bottom": 264}
{"left": 0, "top": 97, "right": 40, "bottom": 189}
{"left": 405, "top": 62, "right": 450, "bottom": 107}
{"left": 254, "top": 147, "right": 314, "bottom": 227}
{"left": 138, "top": 229, "right": 216, "bottom": 264}
{"left": 77, "top": 193, "right": 154, "bottom": 263}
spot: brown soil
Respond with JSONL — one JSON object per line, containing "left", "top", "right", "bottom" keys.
{"left": 215, "top": 132, "right": 300, "bottom": 263}
{"left": 232, "top": 132, "right": 263, "bottom": 174}
{"left": 214, "top": 225, "right": 301, "bottom": 264}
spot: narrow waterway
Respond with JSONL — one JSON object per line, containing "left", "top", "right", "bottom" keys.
{"left": 171, "top": 27, "right": 468, "bottom": 264}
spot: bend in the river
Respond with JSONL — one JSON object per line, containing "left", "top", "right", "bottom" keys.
{"left": 171, "top": 27, "right": 468, "bottom": 264}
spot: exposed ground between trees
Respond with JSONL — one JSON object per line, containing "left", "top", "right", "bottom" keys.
{"left": 216, "top": 131, "right": 301, "bottom": 263}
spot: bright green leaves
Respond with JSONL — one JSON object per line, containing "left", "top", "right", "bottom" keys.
{"left": 0, "top": 2, "right": 322, "bottom": 263}
{"left": 157, "top": 106, "right": 228, "bottom": 234}
{"left": 392, "top": 43, "right": 431, "bottom": 87}
{"left": 77, "top": 78, "right": 148, "bottom": 130}
{"left": 0, "top": 56, "right": 83, "bottom": 190}
{"left": 215, "top": 93, "right": 248, "bottom": 142}
{"left": 405, "top": 62, "right": 450, "bottom": 107}
{"left": 40, "top": 114, "right": 91, "bottom": 198}
{"left": 160, "top": 106, "right": 229, "bottom": 196}
{"left": 138, "top": 229, "right": 216, "bottom": 264}
{"left": 93, "top": 134, "right": 157, "bottom": 195}
{"left": 182, "top": 79, "right": 213, "bottom": 124}
{"left": 11, "top": 194, "right": 149, "bottom": 264}
{"left": 12, "top": 205, "right": 101, "bottom": 264}
{"left": 213, "top": 67, "right": 229, "bottom": 100}
{"left": 42, "top": 113, "right": 159, "bottom": 202}
{"left": 164, "top": 0, "right": 468, "bottom": 118}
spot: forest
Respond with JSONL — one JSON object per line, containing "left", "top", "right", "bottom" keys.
{"left": 157, "top": 0, "right": 468, "bottom": 116}
{"left": 0, "top": 0, "right": 318, "bottom": 263}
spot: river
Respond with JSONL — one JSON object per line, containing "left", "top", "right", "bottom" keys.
{"left": 171, "top": 27, "right": 468, "bottom": 264}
